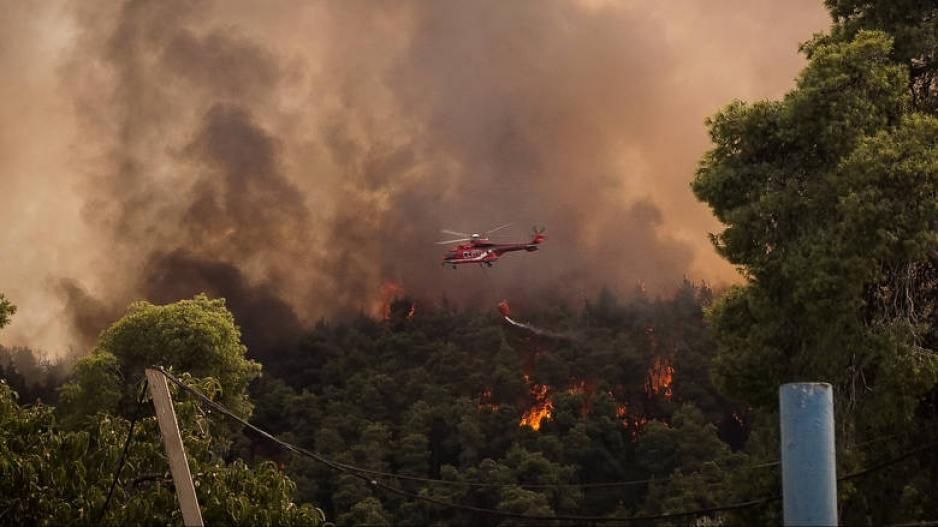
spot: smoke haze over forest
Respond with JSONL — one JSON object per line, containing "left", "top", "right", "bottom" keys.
{"left": 0, "top": 0, "right": 828, "bottom": 358}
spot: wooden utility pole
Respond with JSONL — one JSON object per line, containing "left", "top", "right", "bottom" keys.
{"left": 145, "top": 368, "right": 204, "bottom": 527}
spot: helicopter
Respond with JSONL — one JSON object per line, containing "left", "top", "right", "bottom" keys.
{"left": 437, "top": 224, "right": 546, "bottom": 268}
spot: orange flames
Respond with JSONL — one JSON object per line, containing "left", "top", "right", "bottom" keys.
{"left": 497, "top": 299, "right": 511, "bottom": 317}
{"left": 519, "top": 375, "right": 553, "bottom": 430}
{"left": 374, "top": 281, "right": 404, "bottom": 320}
{"left": 645, "top": 357, "right": 673, "bottom": 398}
{"left": 372, "top": 281, "right": 416, "bottom": 321}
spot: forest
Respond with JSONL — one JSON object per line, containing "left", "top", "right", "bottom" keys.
{"left": 5, "top": 0, "right": 938, "bottom": 525}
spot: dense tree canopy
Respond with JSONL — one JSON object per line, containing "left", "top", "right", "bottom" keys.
{"left": 0, "top": 294, "right": 319, "bottom": 526}
{"left": 0, "top": 379, "right": 324, "bottom": 526}
{"left": 826, "top": 0, "right": 938, "bottom": 111}
{"left": 58, "top": 295, "right": 261, "bottom": 427}
{"left": 242, "top": 283, "right": 764, "bottom": 525}
{"left": 694, "top": 3, "right": 938, "bottom": 523}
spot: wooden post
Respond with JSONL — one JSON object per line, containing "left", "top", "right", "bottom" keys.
{"left": 145, "top": 368, "right": 204, "bottom": 527}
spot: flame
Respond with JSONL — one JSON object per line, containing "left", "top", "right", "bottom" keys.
{"left": 406, "top": 302, "right": 416, "bottom": 320}
{"left": 645, "top": 357, "right": 673, "bottom": 398}
{"left": 520, "top": 400, "right": 553, "bottom": 430}
{"left": 373, "top": 281, "right": 404, "bottom": 320}
{"left": 497, "top": 299, "right": 511, "bottom": 317}
{"left": 519, "top": 375, "right": 553, "bottom": 430}
{"left": 630, "top": 415, "right": 650, "bottom": 432}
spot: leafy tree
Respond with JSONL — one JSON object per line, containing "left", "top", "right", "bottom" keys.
{"left": 335, "top": 497, "right": 392, "bottom": 526}
{"left": 0, "top": 378, "right": 324, "bottom": 526}
{"left": 826, "top": 0, "right": 938, "bottom": 111}
{"left": 0, "top": 293, "right": 14, "bottom": 330}
{"left": 693, "top": 30, "right": 914, "bottom": 411}
{"left": 59, "top": 294, "right": 261, "bottom": 426}
{"left": 694, "top": 8, "right": 938, "bottom": 523}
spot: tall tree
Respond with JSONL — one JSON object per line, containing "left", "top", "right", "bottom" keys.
{"left": 826, "top": 0, "right": 938, "bottom": 111}
{"left": 694, "top": 13, "right": 938, "bottom": 523}
{"left": 59, "top": 294, "right": 261, "bottom": 427}
{"left": 0, "top": 377, "right": 324, "bottom": 526}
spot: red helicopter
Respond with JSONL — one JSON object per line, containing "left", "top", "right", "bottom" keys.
{"left": 438, "top": 224, "right": 546, "bottom": 268}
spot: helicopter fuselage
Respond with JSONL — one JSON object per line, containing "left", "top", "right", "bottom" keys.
{"left": 442, "top": 234, "right": 545, "bottom": 267}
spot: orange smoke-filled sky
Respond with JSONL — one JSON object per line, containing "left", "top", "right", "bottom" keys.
{"left": 0, "top": 1, "right": 830, "bottom": 358}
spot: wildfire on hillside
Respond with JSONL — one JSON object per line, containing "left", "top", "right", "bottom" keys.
{"left": 373, "top": 281, "right": 417, "bottom": 322}
{"left": 519, "top": 375, "right": 553, "bottom": 430}
{"left": 374, "top": 281, "right": 405, "bottom": 320}
{"left": 645, "top": 357, "right": 674, "bottom": 398}
{"left": 507, "top": 309, "right": 675, "bottom": 433}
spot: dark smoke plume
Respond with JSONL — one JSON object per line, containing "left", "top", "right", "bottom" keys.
{"left": 0, "top": 0, "right": 829, "bottom": 358}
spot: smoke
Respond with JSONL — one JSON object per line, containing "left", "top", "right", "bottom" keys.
{"left": 0, "top": 0, "right": 829, "bottom": 359}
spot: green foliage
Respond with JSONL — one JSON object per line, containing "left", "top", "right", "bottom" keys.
{"left": 335, "top": 497, "right": 391, "bottom": 526}
{"left": 0, "top": 293, "right": 322, "bottom": 525}
{"left": 246, "top": 285, "right": 748, "bottom": 525}
{"left": 59, "top": 295, "right": 261, "bottom": 425}
{"left": 56, "top": 352, "right": 124, "bottom": 429}
{"left": 0, "top": 379, "right": 323, "bottom": 526}
{"left": 825, "top": 0, "right": 938, "bottom": 111}
{"left": 693, "top": 30, "right": 928, "bottom": 412}
{"left": 695, "top": 5, "right": 938, "bottom": 523}
{"left": 0, "top": 293, "right": 14, "bottom": 331}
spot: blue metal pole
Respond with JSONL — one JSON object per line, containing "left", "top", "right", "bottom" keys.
{"left": 780, "top": 382, "right": 837, "bottom": 526}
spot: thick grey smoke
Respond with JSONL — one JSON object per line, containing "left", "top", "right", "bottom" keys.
{"left": 0, "top": 0, "right": 829, "bottom": 359}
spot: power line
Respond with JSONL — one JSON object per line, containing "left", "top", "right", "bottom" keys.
{"left": 326, "top": 462, "right": 773, "bottom": 489}
{"left": 96, "top": 380, "right": 147, "bottom": 524}
{"left": 847, "top": 420, "right": 938, "bottom": 451}
{"left": 156, "top": 366, "right": 775, "bottom": 523}
{"left": 838, "top": 439, "right": 938, "bottom": 482}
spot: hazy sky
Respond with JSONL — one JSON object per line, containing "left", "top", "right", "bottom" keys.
{"left": 0, "top": 0, "right": 830, "bottom": 358}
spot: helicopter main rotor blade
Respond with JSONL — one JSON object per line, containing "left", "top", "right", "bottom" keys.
{"left": 485, "top": 223, "right": 513, "bottom": 236}
{"left": 436, "top": 237, "right": 473, "bottom": 245}
{"left": 441, "top": 229, "right": 472, "bottom": 237}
